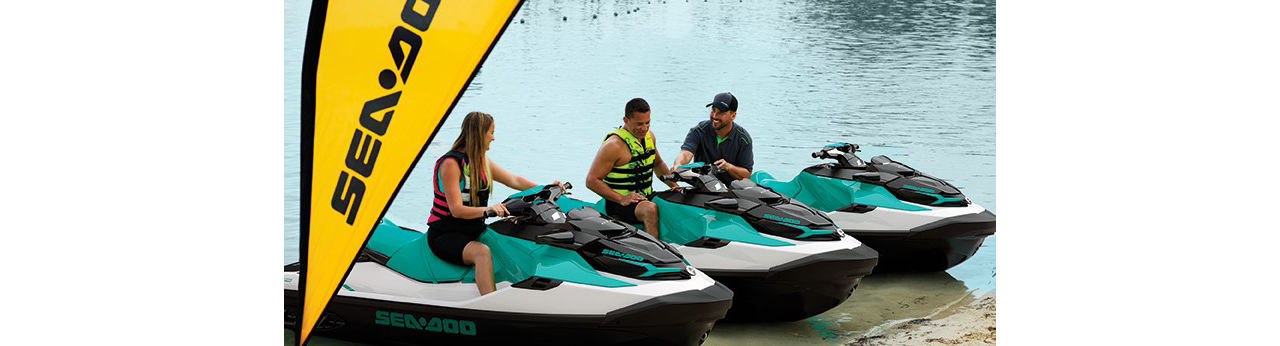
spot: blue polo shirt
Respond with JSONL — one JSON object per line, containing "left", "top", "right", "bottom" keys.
{"left": 680, "top": 120, "right": 753, "bottom": 181}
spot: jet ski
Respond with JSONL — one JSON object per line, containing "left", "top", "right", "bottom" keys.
{"left": 284, "top": 183, "right": 733, "bottom": 346}
{"left": 751, "top": 143, "right": 996, "bottom": 272}
{"left": 558, "top": 163, "right": 879, "bottom": 322}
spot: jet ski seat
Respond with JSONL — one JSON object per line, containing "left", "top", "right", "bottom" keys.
{"left": 366, "top": 219, "right": 421, "bottom": 256}
{"left": 386, "top": 236, "right": 476, "bottom": 283}
{"left": 749, "top": 171, "right": 801, "bottom": 197}
{"left": 371, "top": 219, "right": 477, "bottom": 283}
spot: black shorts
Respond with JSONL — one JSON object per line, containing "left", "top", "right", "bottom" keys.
{"left": 426, "top": 218, "right": 486, "bottom": 266}
{"left": 605, "top": 199, "right": 648, "bottom": 224}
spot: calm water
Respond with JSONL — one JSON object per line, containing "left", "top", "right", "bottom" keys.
{"left": 285, "top": 0, "right": 994, "bottom": 344}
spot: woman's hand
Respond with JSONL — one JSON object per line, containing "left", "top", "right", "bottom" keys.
{"left": 550, "top": 180, "right": 565, "bottom": 190}
{"left": 486, "top": 203, "right": 509, "bottom": 217}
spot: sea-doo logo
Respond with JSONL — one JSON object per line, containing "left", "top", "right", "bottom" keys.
{"left": 901, "top": 185, "right": 936, "bottom": 193}
{"left": 602, "top": 249, "right": 645, "bottom": 262}
{"left": 763, "top": 214, "right": 804, "bottom": 225}
{"left": 330, "top": 0, "right": 440, "bottom": 225}
{"left": 375, "top": 310, "right": 476, "bottom": 336}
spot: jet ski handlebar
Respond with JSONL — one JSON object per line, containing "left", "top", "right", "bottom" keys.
{"left": 661, "top": 162, "right": 725, "bottom": 183}
{"left": 489, "top": 183, "right": 574, "bottom": 218}
{"left": 525, "top": 182, "right": 573, "bottom": 202}
{"left": 814, "top": 143, "right": 867, "bottom": 168}
{"left": 813, "top": 143, "right": 860, "bottom": 158}
{"left": 661, "top": 163, "right": 730, "bottom": 193}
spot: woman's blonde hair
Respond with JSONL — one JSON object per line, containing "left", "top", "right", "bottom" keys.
{"left": 450, "top": 112, "right": 493, "bottom": 204}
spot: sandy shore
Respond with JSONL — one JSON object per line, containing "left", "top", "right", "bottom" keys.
{"left": 847, "top": 291, "right": 996, "bottom": 345}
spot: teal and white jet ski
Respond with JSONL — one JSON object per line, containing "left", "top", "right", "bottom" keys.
{"left": 285, "top": 184, "right": 732, "bottom": 345}
{"left": 752, "top": 143, "right": 996, "bottom": 272}
{"left": 559, "top": 164, "right": 879, "bottom": 322}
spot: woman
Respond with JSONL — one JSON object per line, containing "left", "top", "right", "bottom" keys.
{"left": 427, "top": 111, "right": 560, "bottom": 295}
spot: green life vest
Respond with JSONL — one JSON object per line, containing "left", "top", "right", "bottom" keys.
{"left": 603, "top": 127, "right": 656, "bottom": 197}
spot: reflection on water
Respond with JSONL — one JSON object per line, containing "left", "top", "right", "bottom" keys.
{"left": 705, "top": 272, "right": 973, "bottom": 345}
{"left": 284, "top": 0, "right": 994, "bottom": 344}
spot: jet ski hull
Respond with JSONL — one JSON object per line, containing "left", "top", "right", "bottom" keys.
{"left": 702, "top": 245, "right": 878, "bottom": 322}
{"left": 755, "top": 162, "right": 996, "bottom": 273}
{"left": 838, "top": 209, "right": 995, "bottom": 272}
{"left": 284, "top": 282, "right": 733, "bottom": 346}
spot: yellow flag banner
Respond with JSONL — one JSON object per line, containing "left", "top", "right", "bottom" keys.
{"left": 297, "top": 0, "right": 523, "bottom": 344}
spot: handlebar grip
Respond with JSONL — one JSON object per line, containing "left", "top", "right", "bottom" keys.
{"left": 561, "top": 182, "right": 573, "bottom": 190}
{"left": 483, "top": 208, "right": 497, "bottom": 218}
{"left": 811, "top": 151, "right": 823, "bottom": 158}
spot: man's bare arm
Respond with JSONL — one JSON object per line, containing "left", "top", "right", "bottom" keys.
{"left": 650, "top": 134, "right": 678, "bottom": 189}
{"left": 673, "top": 150, "right": 695, "bottom": 169}
{"left": 586, "top": 138, "right": 628, "bottom": 203}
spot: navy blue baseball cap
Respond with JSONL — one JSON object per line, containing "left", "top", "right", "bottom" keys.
{"left": 705, "top": 92, "right": 738, "bottom": 112}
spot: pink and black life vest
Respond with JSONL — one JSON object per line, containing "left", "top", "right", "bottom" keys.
{"left": 427, "top": 150, "right": 491, "bottom": 224}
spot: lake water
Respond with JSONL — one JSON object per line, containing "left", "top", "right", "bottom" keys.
{"left": 285, "top": 0, "right": 995, "bottom": 344}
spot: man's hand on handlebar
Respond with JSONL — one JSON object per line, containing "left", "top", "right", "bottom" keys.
{"left": 712, "top": 159, "right": 735, "bottom": 171}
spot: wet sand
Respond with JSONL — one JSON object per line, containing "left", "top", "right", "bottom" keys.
{"left": 847, "top": 291, "right": 996, "bottom": 345}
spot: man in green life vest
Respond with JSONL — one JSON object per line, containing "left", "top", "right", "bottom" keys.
{"left": 586, "top": 98, "right": 679, "bottom": 238}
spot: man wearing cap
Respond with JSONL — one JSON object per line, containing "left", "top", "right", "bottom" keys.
{"left": 673, "top": 92, "right": 754, "bottom": 183}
